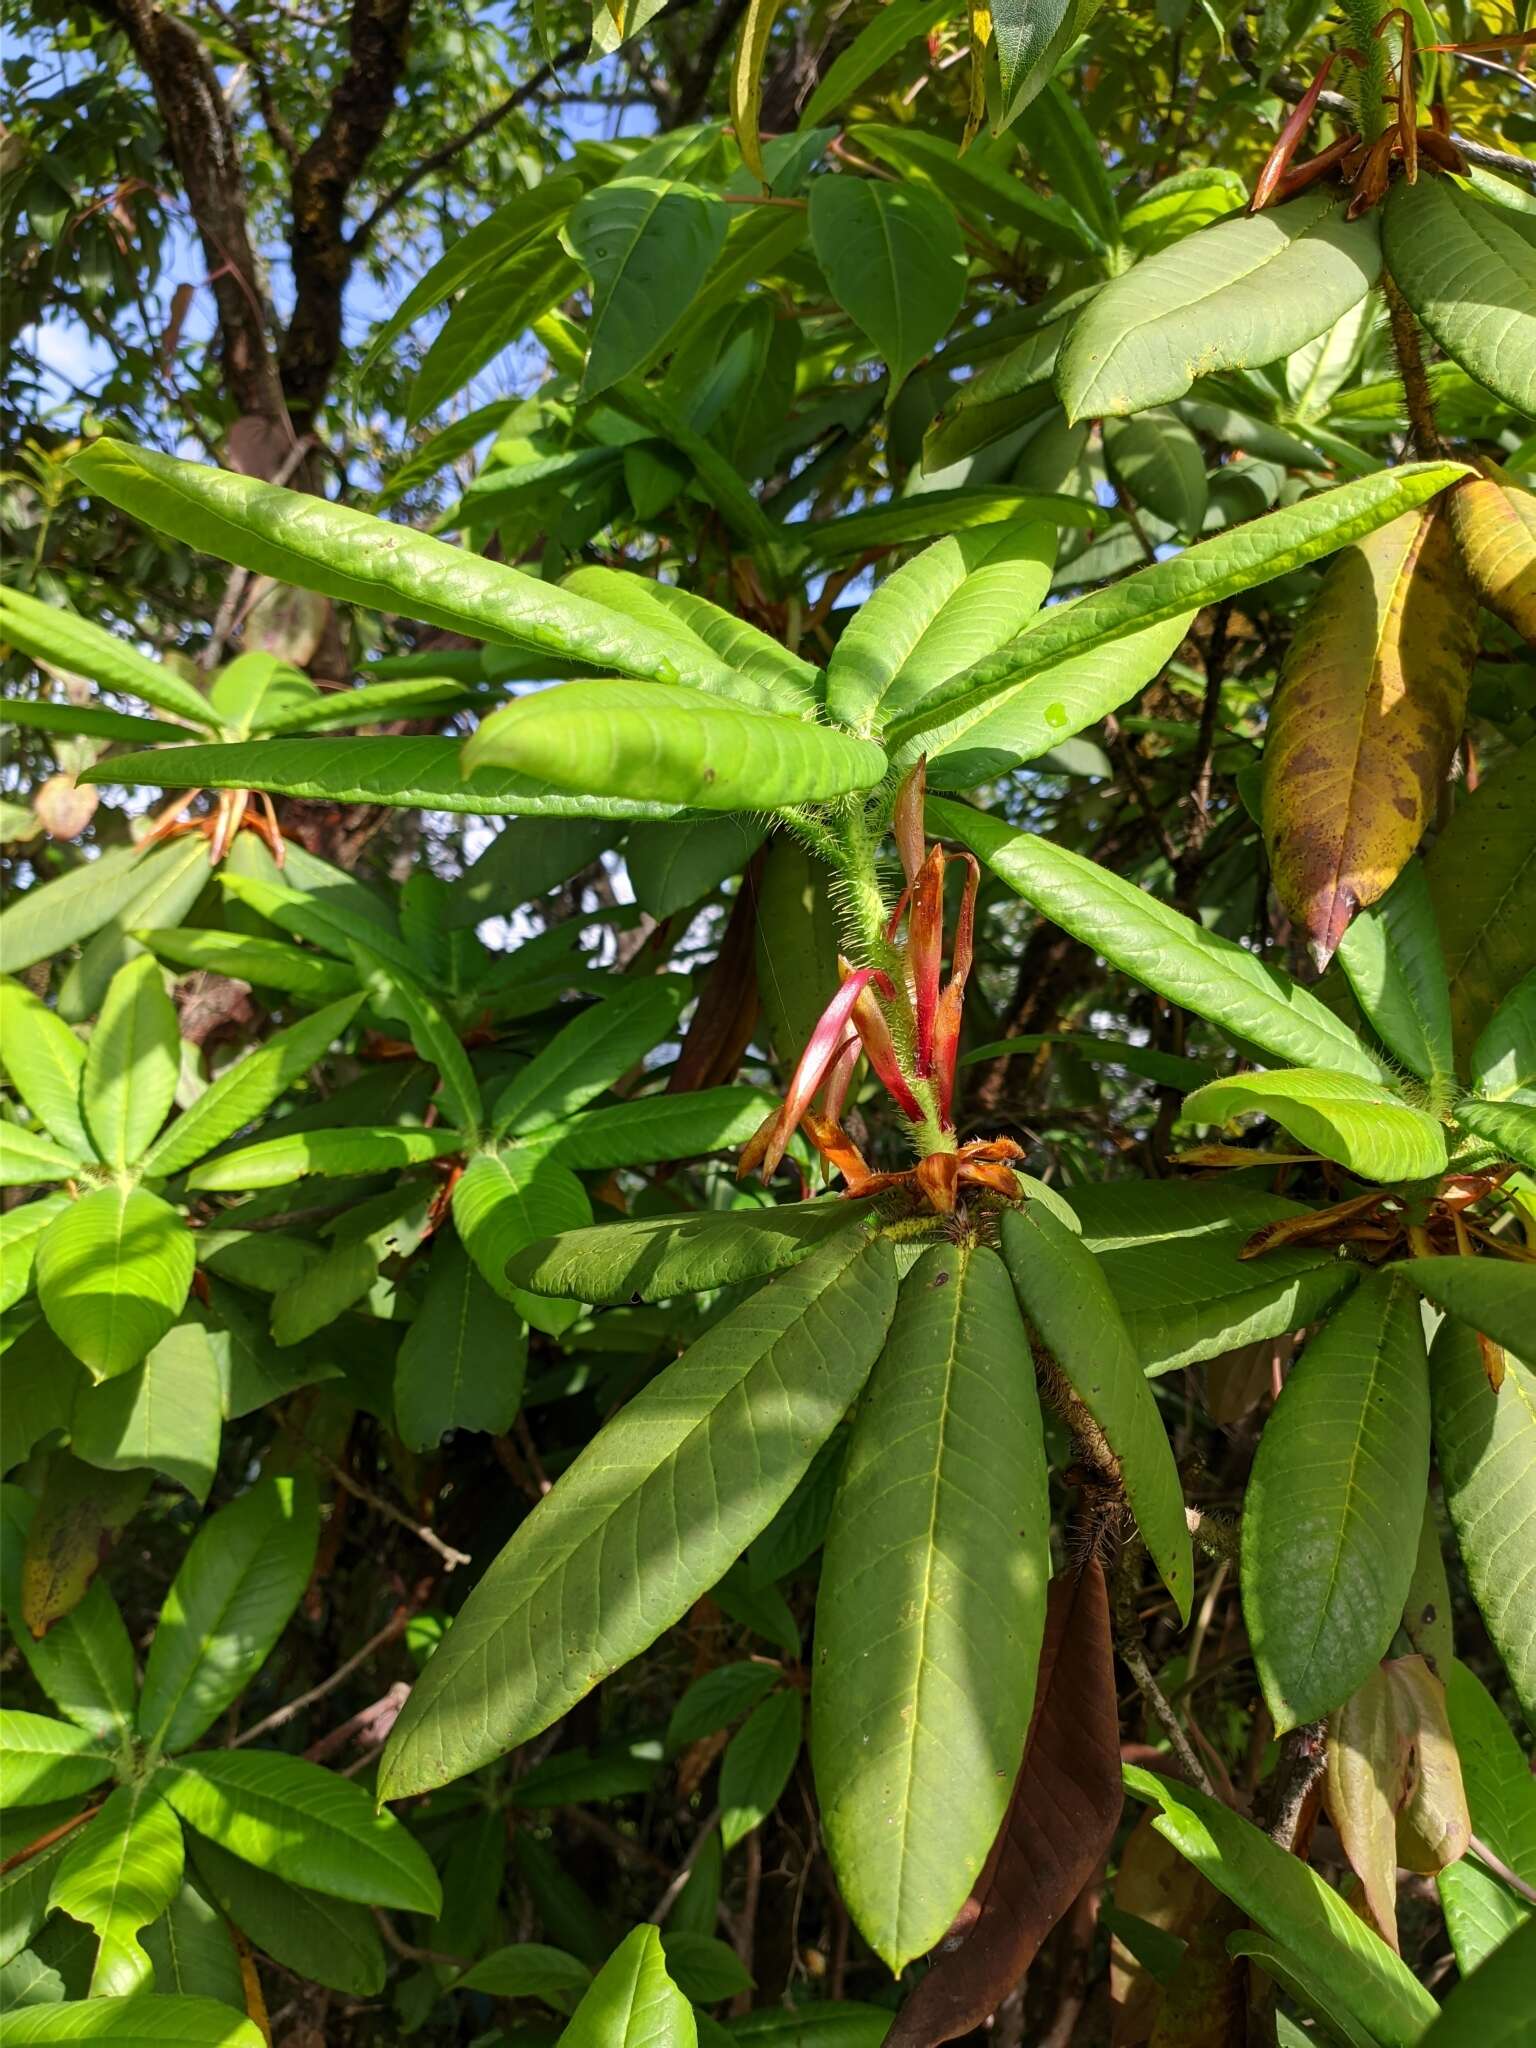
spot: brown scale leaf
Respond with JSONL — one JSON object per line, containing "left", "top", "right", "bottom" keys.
{"left": 1450, "top": 471, "right": 1536, "bottom": 647}
{"left": 884, "top": 1560, "right": 1122, "bottom": 2048}
{"left": 1262, "top": 501, "right": 1478, "bottom": 966}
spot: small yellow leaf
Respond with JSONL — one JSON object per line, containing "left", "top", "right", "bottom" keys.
{"left": 1449, "top": 470, "right": 1536, "bottom": 648}
{"left": 963, "top": 5, "right": 993, "bottom": 154}
{"left": 731, "top": 0, "right": 787, "bottom": 189}
{"left": 1263, "top": 501, "right": 1478, "bottom": 966}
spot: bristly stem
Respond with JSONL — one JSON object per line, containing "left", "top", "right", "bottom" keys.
{"left": 1384, "top": 272, "right": 1446, "bottom": 458}
{"left": 1340, "top": 0, "right": 1393, "bottom": 140}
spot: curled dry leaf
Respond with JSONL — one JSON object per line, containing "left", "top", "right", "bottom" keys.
{"left": 34, "top": 771, "right": 99, "bottom": 840}
{"left": 1323, "top": 1654, "right": 1471, "bottom": 1952}
{"left": 884, "top": 1560, "right": 1122, "bottom": 2048}
{"left": 1262, "top": 501, "right": 1477, "bottom": 967}
{"left": 1449, "top": 471, "right": 1536, "bottom": 647}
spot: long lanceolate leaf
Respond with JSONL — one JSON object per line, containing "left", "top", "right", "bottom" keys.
{"left": 378, "top": 1231, "right": 897, "bottom": 1800}
{"left": 814, "top": 1244, "right": 1050, "bottom": 1973}
{"left": 1000, "top": 1204, "right": 1192, "bottom": 1620}
{"left": 463, "top": 682, "right": 888, "bottom": 812}
{"left": 509, "top": 1198, "right": 868, "bottom": 1304}
{"left": 0, "top": 584, "right": 215, "bottom": 729}
{"left": 930, "top": 802, "right": 1385, "bottom": 1078}
{"left": 0, "top": 1997, "right": 264, "bottom": 2043}
{"left": 1180, "top": 1068, "right": 1447, "bottom": 1184}
{"left": 886, "top": 465, "right": 1467, "bottom": 765}
{"left": 1242, "top": 1273, "right": 1431, "bottom": 1731}
{"left": 65, "top": 442, "right": 766, "bottom": 703}
{"left": 83, "top": 735, "right": 709, "bottom": 822}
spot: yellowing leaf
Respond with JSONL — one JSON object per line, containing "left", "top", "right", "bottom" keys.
{"left": 1450, "top": 471, "right": 1536, "bottom": 647}
{"left": 1263, "top": 503, "right": 1477, "bottom": 966}
{"left": 731, "top": 0, "right": 786, "bottom": 186}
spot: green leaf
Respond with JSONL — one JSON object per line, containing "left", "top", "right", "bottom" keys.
{"left": 929, "top": 612, "right": 1193, "bottom": 788}
{"left": 1242, "top": 1272, "right": 1431, "bottom": 1730}
{"left": 666, "top": 1663, "right": 782, "bottom": 1752}
{"left": 462, "top": 681, "right": 887, "bottom": 814}
{"left": 823, "top": 521, "right": 1056, "bottom": 734}
{"left": 58, "top": 837, "right": 213, "bottom": 1027}
{"left": 1472, "top": 971, "right": 1536, "bottom": 1104}
{"left": 379, "top": 1231, "right": 897, "bottom": 1799}
{"left": 1, "top": 1321, "right": 87, "bottom": 1472}
{"left": 1431, "top": 1321, "right": 1536, "bottom": 1729}
{"left": 138, "top": 1881, "right": 244, "bottom": 2010}
{"left": 137, "top": 1474, "right": 318, "bottom": 1756}
{"left": 808, "top": 177, "right": 967, "bottom": 396}
{"left": 0, "top": 1996, "right": 263, "bottom": 2044}
{"left": 186, "top": 1834, "right": 385, "bottom": 1998}
{"left": 0, "top": 1949, "right": 64, "bottom": 2009}
{"left": 164, "top": 1751, "right": 441, "bottom": 1915}
{"left": 1179, "top": 1067, "right": 1447, "bottom": 1184}
{"left": 1069, "top": 1179, "right": 1358, "bottom": 1376}
{"left": 0, "top": 1124, "right": 84, "bottom": 1187}
{"left": 349, "top": 951, "right": 480, "bottom": 1132}
{"left": 892, "top": 464, "right": 1467, "bottom": 765}
{"left": 66, "top": 443, "right": 752, "bottom": 698}
{"left": 0, "top": 586, "right": 215, "bottom": 730}
{"left": 720, "top": 1690, "right": 802, "bottom": 1849}
{"left": 0, "top": 843, "right": 196, "bottom": 978}
{"left": 922, "top": 321, "right": 1068, "bottom": 473}
{"left": 563, "top": 566, "right": 820, "bottom": 707}
{"left": 993, "top": 0, "right": 1088, "bottom": 121}
{"left": 452, "top": 1941, "right": 592, "bottom": 2003}
{"left": 256, "top": 674, "right": 471, "bottom": 735}
{"left": 491, "top": 976, "right": 691, "bottom": 1138}
{"left": 81, "top": 957, "right": 179, "bottom": 1170}
{"left": 559, "top": 1925, "right": 695, "bottom": 2048}
{"left": 48, "top": 1782, "right": 184, "bottom": 1996}
{"left": 1026, "top": 80, "right": 1119, "bottom": 252}
{"left": 144, "top": 993, "right": 365, "bottom": 1180}
{"left": 0, "top": 1713, "right": 113, "bottom": 1806}
{"left": 362, "top": 179, "right": 581, "bottom": 376}
{"left": 801, "top": 487, "right": 1098, "bottom": 565}
{"left": 1000, "top": 1206, "right": 1192, "bottom": 1619}
{"left": 1438, "top": 1857, "right": 1529, "bottom": 1979}
{"left": 814, "top": 1242, "right": 1050, "bottom": 1970}
{"left": 0, "top": 1487, "right": 136, "bottom": 1743}
{"left": 799, "top": 0, "right": 950, "bottom": 124}
{"left": 659, "top": 1930, "right": 752, "bottom": 2004}
{"left": 87, "top": 736, "right": 699, "bottom": 823}
{"left": 1457, "top": 1096, "right": 1536, "bottom": 1171}
{"left": 408, "top": 239, "right": 580, "bottom": 425}
{"left": 1123, "top": 1766, "right": 1439, "bottom": 2047}
{"left": 1224, "top": 1932, "right": 1378, "bottom": 2048}
{"left": 1336, "top": 863, "right": 1455, "bottom": 1097}
{"left": 1385, "top": 178, "right": 1536, "bottom": 419}
{"left": 929, "top": 805, "right": 1384, "bottom": 1078}
{"left": 1426, "top": 739, "right": 1536, "bottom": 1066}
{"left": 847, "top": 123, "right": 1094, "bottom": 256}
{"left": 0, "top": 982, "right": 89, "bottom": 1158}
{"left": 1402, "top": 1259, "right": 1536, "bottom": 1360}
{"left": 1103, "top": 411, "right": 1207, "bottom": 535}
{"left": 269, "top": 1237, "right": 379, "bottom": 1348}
{"left": 1420, "top": 1915, "right": 1536, "bottom": 2045}
{"left": 0, "top": 1837, "right": 71, "bottom": 1973}
{"left": 35, "top": 1189, "right": 194, "bottom": 1382}
{"left": 568, "top": 179, "right": 727, "bottom": 396}
{"left": 70, "top": 1320, "right": 223, "bottom": 1502}
{"left": 451, "top": 1146, "right": 591, "bottom": 1302}
{"left": 1057, "top": 189, "right": 1381, "bottom": 420}
{"left": 626, "top": 818, "right": 766, "bottom": 920}
{"left": 396, "top": 1230, "right": 527, "bottom": 1452}
{"left": 187, "top": 1125, "right": 460, "bottom": 1192}
{"left": 509, "top": 1199, "right": 868, "bottom": 1304}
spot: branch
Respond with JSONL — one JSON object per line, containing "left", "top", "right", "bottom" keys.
{"left": 280, "top": 0, "right": 416, "bottom": 420}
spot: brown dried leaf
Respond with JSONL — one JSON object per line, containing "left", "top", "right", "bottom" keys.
{"left": 885, "top": 1561, "right": 1123, "bottom": 2048}
{"left": 1147, "top": 1890, "right": 1247, "bottom": 2048}
{"left": 1449, "top": 472, "right": 1536, "bottom": 647}
{"left": 1263, "top": 502, "right": 1478, "bottom": 966}
{"left": 20, "top": 1452, "right": 151, "bottom": 1635}
{"left": 667, "top": 852, "right": 762, "bottom": 1096}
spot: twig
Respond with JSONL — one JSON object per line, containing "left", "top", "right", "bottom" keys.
{"left": 1262, "top": 70, "right": 1536, "bottom": 182}
{"left": 232, "top": 1606, "right": 411, "bottom": 1747}
{"left": 648, "top": 1809, "right": 723, "bottom": 1921}
{"left": 1119, "top": 1632, "right": 1217, "bottom": 1798}
{"left": 0, "top": 1803, "right": 100, "bottom": 1874}
{"left": 1182, "top": 599, "right": 1231, "bottom": 870}
{"left": 373, "top": 1909, "right": 463, "bottom": 1969}
{"left": 304, "top": 1681, "right": 410, "bottom": 1765}
{"left": 1383, "top": 271, "right": 1445, "bottom": 458}
{"left": 730, "top": 1830, "right": 762, "bottom": 2018}
{"left": 1470, "top": 1833, "right": 1536, "bottom": 1907}
{"left": 306, "top": 1443, "right": 471, "bottom": 1571}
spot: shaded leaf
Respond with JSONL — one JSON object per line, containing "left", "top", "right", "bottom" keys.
{"left": 70, "top": 1321, "right": 223, "bottom": 1502}
{"left": 1425, "top": 738, "right": 1536, "bottom": 1065}
{"left": 884, "top": 1563, "right": 1122, "bottom": 2048}
{"left": 721, "top": 1689, "right": 802, "bottom": 1849}
{"left": 20, "top": 1457, "right": 149, "bottom": 1636}
{"left": 1336, "top": 863, "right": 1455, "bottom": 1096}
{"left": 815, "top": 1244, "right": 1051, "bottom": 1969}
{"left": 491, "top": 976, "right": 690, "bottom": 1138}
{"left": 396, "top": 1230, "right": 527, "bottom": 1451}
{"left": 809, "top": 177, "right": 967, "bottom": 396}
{"left": 1385, "top": 178, "right": 1536, "bottom": 419}
{"left": 569, "top": 179, "right": 727, "bottom": 395}
{"left": 185, "top": 1834, "right": 385, "bottom": 1999}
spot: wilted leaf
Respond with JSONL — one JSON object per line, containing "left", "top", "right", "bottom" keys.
{"left": 20, "top": 1454, "right": 150, "bottom": 1636}
{"left": 1450, "top": 472, "right": 1536, "bottom": 645}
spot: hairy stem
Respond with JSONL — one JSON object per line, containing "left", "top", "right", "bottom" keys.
{"left": 1384, "top": 272, "right": 1446, "bottom": 458}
